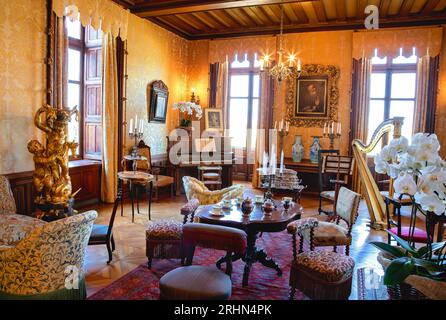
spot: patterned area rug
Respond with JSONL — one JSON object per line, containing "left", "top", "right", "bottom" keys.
{"left": 88, "top": 230, "right": 307, "bottom": 300}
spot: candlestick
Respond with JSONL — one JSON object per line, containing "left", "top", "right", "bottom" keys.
{"left": 129, "top": 118, "right": 133, "bottom": 134}
{"left": 323, "top": 121, "right": 341, "bottom": 150}
{"left": 279, "top": 150, "right": 284, "bottom": 174}
{"left": 135, "top": 115, "right": 138, "bottom": 130}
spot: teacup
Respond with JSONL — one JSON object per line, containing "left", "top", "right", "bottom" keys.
{"left": 212, "top": 205, "right": 222, "bottom": 213}
{"left": 222, "top": 199, "right": 232, "bottom": 208}
{"left": 236, "top": 196, "right": 244, "bottom": 205}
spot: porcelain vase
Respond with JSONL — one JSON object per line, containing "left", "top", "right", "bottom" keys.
{"left": 291, "top": 135, "right": 304, "bottom": 162}
{"left": 310, "top": 136, "right": 321, "bottom": 164}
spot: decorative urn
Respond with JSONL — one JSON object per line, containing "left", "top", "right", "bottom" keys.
{"left": 241, "top": 197, "right": 254, "bottom": 216}
{"left": 262, "top": 199, "right": 275, "bottom": 216}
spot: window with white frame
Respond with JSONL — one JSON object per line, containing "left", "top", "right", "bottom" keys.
{"left": 228, "top": 53, "right": 262, "bottom": 150}
{"left": 368, "top": 48, "right": 418, "bottom": 152}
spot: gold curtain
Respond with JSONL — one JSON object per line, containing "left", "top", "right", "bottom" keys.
{"left": 101, "top": 32, "right": 119, "bottom": 203}
{"left": 413, "top": 56, "right": 430, "bottom": 133}
{"left": 252, "top": 72, "right": 274, "bottom": 188}
{"left": 350, "top": 58, "right": 371, "bottom": 193}
{"left": 215, "top": 60, "right": 229, "bottom": 129}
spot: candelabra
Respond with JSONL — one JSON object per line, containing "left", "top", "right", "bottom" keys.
{"left": 323, "top": 121, "right": 342, "bottom": 149}
{"left": 129, "top": 128, "right": 144, "bottom": 158}
{"left": 323, "top": 131, "right": 341, "bottom": 149}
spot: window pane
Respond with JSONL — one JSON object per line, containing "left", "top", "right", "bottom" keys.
{"left": 370, "top": 73, "right": 386, "bottom": 98}
{"left": 229, "top": 98, "right": 248, "bottom": 148}
{"left": 367, "top": 100, "right": 385, "bottom": 153}
{"left": 371, "top": 56, "right": 387, "bottom": 65}
{"left": 230, "top": 53, "right": 250, "bottom": 68}
{"left": 250, "top": 98, "right": 259, "bottom": 150}
{"left": 391, "top": 73, "right": 416, "bottom": 99}
{"left": 68, "top": 49, "right": 81, "bottom": 81}
{"left": 66, "top": 19, "right": 81, "bottom": 39}
{"left": 230, "top": 75, "right": 249, "bottom": 97}
{"left": 253, "top": 75, "right": 260, "bottom": 98}
{"left": 392, "top": 54, "right": 417, "bottom": 65}
{"left": 68, "top": 83, "right": 80, "bottom": 154}
{"left": 390, "top": 100, "right": 414, "bottom": 140}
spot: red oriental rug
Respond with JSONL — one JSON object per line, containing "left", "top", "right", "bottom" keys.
{"left": 88, "top": 230, "right": 307, "bottom": 300}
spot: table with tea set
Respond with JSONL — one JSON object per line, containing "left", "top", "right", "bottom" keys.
{"left": 196, "top": 195, "right": 303, "bottom": 286}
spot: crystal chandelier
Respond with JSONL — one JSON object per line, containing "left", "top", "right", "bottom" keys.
{"left": 260, "top": 2, "right": 302, "bottom": 82}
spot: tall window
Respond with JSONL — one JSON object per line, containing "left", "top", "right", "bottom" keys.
{"left": 66, "top": 19, "right": 103, "bottom": 160}
{"left": 228, "top": 53, "right": 261, "bottom": 151}
{"left": 368, "top": 49, "right": 418, "bottom": 151}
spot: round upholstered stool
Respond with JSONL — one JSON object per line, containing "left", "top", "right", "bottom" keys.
{"left": 289, "top": 250, "right": 355, "bottom": 300}
{"left": 159, "top": 265, "right": 232, "bottom": 300}
{"left": 146, "top": 220, "right": 183, "bottom": 268}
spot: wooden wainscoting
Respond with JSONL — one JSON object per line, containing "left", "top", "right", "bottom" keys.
{"left": 6, "top": 160, "right": 102, "bottom": 215}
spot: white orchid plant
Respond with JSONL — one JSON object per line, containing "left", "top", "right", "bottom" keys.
{"left": 172, "top": 102, "right": 202, "bottom": 127}
{"left": 374, "top": 133, "right": 446, "bottom": 216}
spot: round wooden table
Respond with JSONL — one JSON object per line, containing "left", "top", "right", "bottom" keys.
{"left": 118, "top": 171, "right": 154, "bottom": 222}
{"left": 196, "top": 200, "right": 303, "bottom": 286}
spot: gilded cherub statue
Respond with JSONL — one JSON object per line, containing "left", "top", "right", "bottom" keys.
{"left": 29, "top": 105, "right": 79, "bottom": 209}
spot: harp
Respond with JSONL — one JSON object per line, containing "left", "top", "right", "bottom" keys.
{"left": 352, "top": 117, "right": 404, "bottom": 230}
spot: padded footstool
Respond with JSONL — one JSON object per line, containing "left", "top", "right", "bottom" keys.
{"left": 289, "top": 250, "right": 355, "bottom": 300}
{"left": 159, "top": 265, "right": 232, "bottom": 300}
{"left": 146, "top": 220, "right": 183, "bottom": 268}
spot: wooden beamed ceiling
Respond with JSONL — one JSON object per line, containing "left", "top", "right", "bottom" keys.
{"left": 112, "top": 0, "right": 446, "bottom": 39}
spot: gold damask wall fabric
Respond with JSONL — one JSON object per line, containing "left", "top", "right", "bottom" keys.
{"left": 0, "top": 210, "right": 97, "bottom": 296}
{"left": 52, "top": 0, "right": 129, "bottom": 40}
{"left": 0, "top": 0, "right": 47, "bottom": 175}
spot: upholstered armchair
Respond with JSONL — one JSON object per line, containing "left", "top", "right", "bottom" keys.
{"left": 297, "top": 187, "right": 361, "bottom": 255}
{"left": 0, "top": 211, "right": 97, "bottom": 300}
{"left": 0, "top": 175, "right": 17, "bottom": 215}
{"left": 182, "top": 176, "right": 245, "bottom": 205}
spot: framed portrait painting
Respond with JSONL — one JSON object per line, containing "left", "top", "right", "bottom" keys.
{"left": 295, "top": 76, "right": 328, "bottom": 118}
{"left": 286, "top": 64, "right": 340, "bottom": 128}
{"left": 148, "top": 80, "right": 169, "bottom": 123}
{"left": 205, "top": 109, "right": 224, "bottom": 131}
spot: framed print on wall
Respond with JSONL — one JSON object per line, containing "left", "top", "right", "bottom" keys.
{"left": 205, "top": 109, "right": 224, "bottom": 131}
{"left": 286, "top": 64, "right": 340, "bottom": 128}
{"left": 148, "top": 80, "right": 169, "bottom": 123}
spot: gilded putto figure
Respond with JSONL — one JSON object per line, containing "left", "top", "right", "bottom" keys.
{"left": 28, "top": 105, "right": 79, "bottom": 213}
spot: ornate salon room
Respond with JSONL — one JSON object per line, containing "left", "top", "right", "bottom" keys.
{"left": 1, "top": 0, "right": 446, "bottom": 304}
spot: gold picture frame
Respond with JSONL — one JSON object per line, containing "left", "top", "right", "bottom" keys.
{"left": 205, "top": 109, "right": 224, "bottom": 132}
{"left": 286, "top": 64, "right": 340, "bottom": 128}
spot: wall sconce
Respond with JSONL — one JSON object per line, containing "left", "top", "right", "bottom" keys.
{"left": 191, "top": 88, "right": 200, "bottom": 106}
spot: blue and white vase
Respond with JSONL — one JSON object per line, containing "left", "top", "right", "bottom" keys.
{"left": 292, "top": 135, "right": 304, "bottom": 162}
{"left": 310, "top": 136, "right": 322, "bottom": 164}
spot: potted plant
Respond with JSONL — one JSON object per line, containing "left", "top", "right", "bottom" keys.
{"left": 372, "top": 132, "right": 446, "bottom": 299}
{"left": 371, "top": 233, "right": 446, "bottom": 299}
{"left": 172, "top": 101, "right": 202, "bottom": 129}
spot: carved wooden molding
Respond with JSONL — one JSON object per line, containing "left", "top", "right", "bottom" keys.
{"left": 286, "top": 64, "right": 340, "bottom": 128}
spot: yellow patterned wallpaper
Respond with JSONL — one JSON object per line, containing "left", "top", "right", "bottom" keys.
{"left": 125, "top": 14, "right": 191, "bottom": 155}
{"left": 0, "top": 0, "right": 47, "bottom": 174}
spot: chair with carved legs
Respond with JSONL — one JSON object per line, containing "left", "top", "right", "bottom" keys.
{"left": 299, "top": 187, "right": 361, "bottom": 256}
{"left": 287, "top": 218, "right": 355, "bottom": 300}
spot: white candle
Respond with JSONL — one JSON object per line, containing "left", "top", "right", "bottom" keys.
{"left": 323, "top": 122, "right": 327, "bottom": 134}
{"left": 279, "top": 150, "right": 284, "bottom": 174}
{"left": 129, "top": 118, "right": 133, "bottom": 134}
{"left": 286, "top": 121, "right": 289, "bottom": 132}
{"left": 280, "top": 120, "right": 283, "bottom": 131}
{"left": 338, "top": 122, "right": 341, "bottom": 135}
{"left": 274, "top": 121, "right": 277, "bottom": 129}
{"left": 297, "top": 59, "right": 302, "bottom": 72}
{"left": 331, "top": 122, "right": 334, "bottom": 134}
{"left": 140, "top": 119, "right": 144, "bottom": 134}
{"left": 135, "top": 115, "right": 138, "bottom": 130}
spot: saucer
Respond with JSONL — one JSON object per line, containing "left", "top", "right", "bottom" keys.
{"left": 210, "top": 211, "right": 225, "bottom": 217}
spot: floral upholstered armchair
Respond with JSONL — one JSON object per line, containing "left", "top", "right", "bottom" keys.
{"left": 0, "top": 175, "right": 17, "bottom": 215}
{"left": 0, "top": 211, "right": 97, "bottom": 300}
{"left": 182, "top": 176, "right": 245, "bottom": 205}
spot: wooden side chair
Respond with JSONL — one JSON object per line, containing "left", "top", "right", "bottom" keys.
{"left": 298, "top": 187, "right": 361, "bottom": 256}
{"left": 88, "top": 190, "right": 121, "bottom": 264}
{"left": 135, "top": 141, "right": 175, "bottom": 201}
{"left": 287, "top": 217, "right": 355, "bottom": 300}
{"left": 318, "top": 153, "right": 354, "bottom": 216}
{"left": 198, "top": 165, "right": 223, "bottom": 190}
{"left": 318, "top": 150, "right": 339, "bottom": 215}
